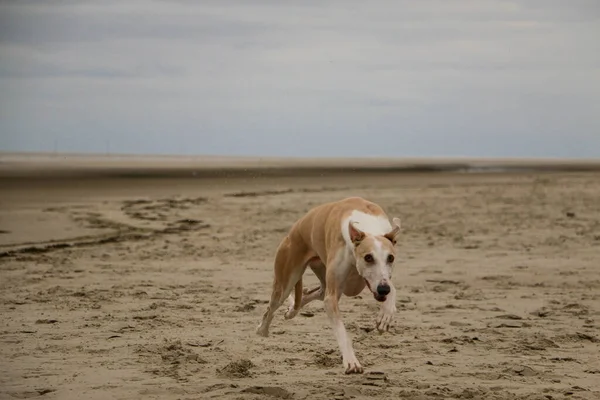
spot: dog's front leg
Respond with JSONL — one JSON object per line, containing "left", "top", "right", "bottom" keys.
{"left": 323, "top": 265, "right": 363, "bottom": 374}
{"left": 376, "top": 283, "right": 397, "bottom": 333}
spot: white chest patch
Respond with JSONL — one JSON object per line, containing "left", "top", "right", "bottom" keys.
{"left": 341, "top": 210, "right": 392, "bottom": 246}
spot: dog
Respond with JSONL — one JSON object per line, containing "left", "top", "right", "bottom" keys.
{"left": 256, "top": 196, "right": 401, "bottom": 374}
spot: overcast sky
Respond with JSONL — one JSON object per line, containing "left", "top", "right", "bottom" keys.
{"left": 1, "top": 0, "right": 599, "bottom": 158}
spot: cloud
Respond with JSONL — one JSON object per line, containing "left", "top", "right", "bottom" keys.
{"left": 0, "top": 0, "right": 599, "bottom": 157}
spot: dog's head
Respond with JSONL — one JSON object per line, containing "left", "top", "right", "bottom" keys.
{"left": 348, "top": 217, "right": 401, "bottom": 302}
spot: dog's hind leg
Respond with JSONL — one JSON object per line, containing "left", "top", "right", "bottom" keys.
{"left": 256, "top": 235, "right": 307, "bottom": 337}
{"left": 285, "top": 260, "right": 326, "bottom": 319}
{"left": 256, "top": 283, "right": 287, "bottom": 337}
{"left": 302, "top": 263, "right": 327, "bottom": 306}
{"left": 284, "top": 277, "right": 303, "bottom": 319}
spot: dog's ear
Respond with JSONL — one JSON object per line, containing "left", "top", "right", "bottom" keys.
{"left": 384, "top": 217, "right": 401, "bottom": 245}
{"left": 348, "top": 221, "right": 365, "bottom": 245}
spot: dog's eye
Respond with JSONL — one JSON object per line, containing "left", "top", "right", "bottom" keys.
{"left": 387, "top": 254, "right": 395, "bottom": 263}
{"left": 364, "top": 254, "right": 374, "bottom": 263}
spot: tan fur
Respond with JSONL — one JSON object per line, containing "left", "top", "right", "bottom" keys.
{"left": 256, "top": 197, "right": 401, "bottom": 374}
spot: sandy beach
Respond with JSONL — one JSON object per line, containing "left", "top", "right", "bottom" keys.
{"left": 1, "top": 153, "right": 599, "bottom": 400}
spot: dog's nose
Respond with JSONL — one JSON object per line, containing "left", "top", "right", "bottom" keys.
{"left": 376, "top": 283, "right": 390, "bottom": 296}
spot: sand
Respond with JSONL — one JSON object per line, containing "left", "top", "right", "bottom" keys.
{"left": 1, "top": 154, "right": 599, "bottom": 400}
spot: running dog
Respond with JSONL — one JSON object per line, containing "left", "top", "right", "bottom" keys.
{"left": 256, "top": 197, "right": 401, "bottom": 374}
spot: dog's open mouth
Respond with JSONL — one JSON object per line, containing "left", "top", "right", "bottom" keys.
{"left": 373, "top": 293, "right": 387, "bottom": 302}
{"left": 364, "top": 280, "right": 387, "bottom": 302}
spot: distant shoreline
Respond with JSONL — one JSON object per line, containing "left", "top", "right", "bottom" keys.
{"left": 1, "top": 151, "right": 599, "bottom": 180}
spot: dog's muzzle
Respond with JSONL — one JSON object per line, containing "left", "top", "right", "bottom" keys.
{"left": 365, "top": 280, "right": 389, "bottom": 302}
{"left": 375, "top": 283, "right": 390, "bottom": 302}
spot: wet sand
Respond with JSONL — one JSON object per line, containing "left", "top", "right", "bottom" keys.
{"left": 1, "top": 154, "right": 599, "bottom": 399}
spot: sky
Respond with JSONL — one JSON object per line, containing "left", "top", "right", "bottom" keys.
{"left": 1, "top": 0, "right": 599, "bottom": 158}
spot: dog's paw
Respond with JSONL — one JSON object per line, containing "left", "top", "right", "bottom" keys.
{"left": 284, "top": 307, "right": 298, "bottom": 319}
{"left": 343, "top": 359, "right": 364, "bottom": 374}
{"left": 256, "top": 324, "right": 269, "bottom": 337}
{"left": 376, "top": 306, "right": 396, "bottom": 333}
{"left": 284, "top": 295, "right": 298, "bottom": 319}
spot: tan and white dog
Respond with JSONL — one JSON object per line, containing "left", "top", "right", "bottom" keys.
{"left": 256, "top": 197, "right": 401, "bottom": 374}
